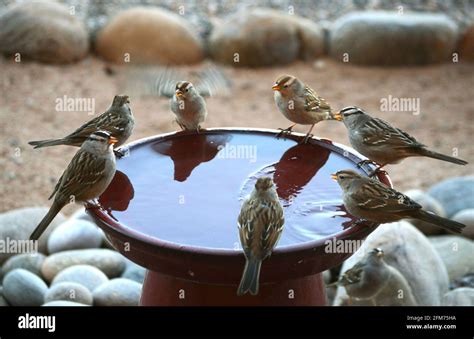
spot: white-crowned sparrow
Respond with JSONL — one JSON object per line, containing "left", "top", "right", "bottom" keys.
{"left": 334, "top": 106, "right": 468, "bottom": 173}
{"left": 237, "top": 177, "right": 285, "bottom": 296}
{"left": 272, "top": 74, "right": 336, "bottom": 143}
{"left": 30, "top": 131, "right": 117, "bottom": 241}
{"left": 170, "top": 81, "right": 207, "bottom": 131}
{"left": 331, "top": 169, "right": 465, "bottom": 234}
{"left": 29, "top": 95, "right": 134, "bottom": 156}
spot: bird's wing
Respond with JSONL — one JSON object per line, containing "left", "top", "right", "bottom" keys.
{"left": 238, "top": 199, "right": 284, "bottom": 257}
{"left": 194, "top": 66, "right": 232, "bottom": 97}
{"left": 339, "top": 261, "right": 365, "bottom": 285}
{"left": 303, "top": 86, "right": 332, "bottom": 113}
{"left": 360, "top": 118, "right": 425, "bottom": 148}
{"left": 349, "top": 179, "right": 422, "bottom": 213}
{"left": 54, "top": 150, "right": 107, "bottom": 202}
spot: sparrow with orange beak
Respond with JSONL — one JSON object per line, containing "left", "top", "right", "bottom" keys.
{"left": 171, "top": 81, "right": 207, "bottom": 132}
{"left": 30, "top": 131, "right": 117, "bottom": 240}
{"left": 272, "top": 75, "right": 338, "bottom": 143}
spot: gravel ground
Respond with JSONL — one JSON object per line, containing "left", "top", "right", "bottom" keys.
{"left": 1, "top": 56, "right": 473, "bottom": 213}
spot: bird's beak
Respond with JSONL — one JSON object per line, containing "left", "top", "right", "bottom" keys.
{"left": 108, "top": 136, "right": 118, "bottom": 145}
{"left": 330, "top": 173, "right": 338, "bottom": 181}
{"left": 333, "top": 112, "right": 343, "bottom": 121}
{"left": 272, "top": 84, "right": 281, "bottom": 91}
{"left": 175, "top": 90, "right": 183, "bottom": 97}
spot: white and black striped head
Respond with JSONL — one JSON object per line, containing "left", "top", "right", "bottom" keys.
{"left": 272, "top": 74, "right": 303, "bottom": 96}
{"left": 334, "top": 106, "right": 371, "bottom": 129}
{"left": 82, "top": 131, "right": 118, "bottom": 153}
{"left": 331, "top": 169, "right": 363, "bottom": 191}
{"left": 175, "top": 81, "right": 196, "bottom": 99}
{"left": 369, "top": 247, "right": 384, "bottom": 258}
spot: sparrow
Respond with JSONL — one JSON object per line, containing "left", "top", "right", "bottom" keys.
{"left": 272, "top": 74, "right": 337, "bottom": 143}
{"left": 330, "top": 248, "right": 389, "bottom": 299}
{"left": 333, "top": 106, "right": 468, "bottom": 174}
{"left": 237, "top": 177, "right": 285, "bottom": 296}
{"left": 331, "top": 170, "right": 465, "bottom": 234}
{"left": 30, "top": 131, "right": 117, "bottom": 241}
{"left": 29, "top": 95, "right": 134, "bottom": 156}
{"left": 129, "top": 65, "right": 231, "bottom": 132}
{"left": 332, "top": 248, "right": 417, "bottom": 306}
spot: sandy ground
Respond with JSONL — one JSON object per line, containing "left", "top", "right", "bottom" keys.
{"left": 1, "top": 56, "right": 473, "bottom": 213}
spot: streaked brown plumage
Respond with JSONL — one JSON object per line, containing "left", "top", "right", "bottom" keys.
{"left": 28, "top": 95, "right": 134, "bottom": 151}
{"left": 272, "top": 74, "right": 336, "bottom": 143}
{"left": 30, "top": 131, "right": 117, "bottom": 241}
{"left": 334, "top": 106, "right": 468, "bottom": 173}
{"left": 331, "top": 170, "right": 465, "bottom": 234}
{"left": 237, "top": 177, "right": 285, "bottom": 296}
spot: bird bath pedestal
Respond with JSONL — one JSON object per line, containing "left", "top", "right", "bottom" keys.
{"left": 88, "top": 128, "right": 391, "bottom": 306}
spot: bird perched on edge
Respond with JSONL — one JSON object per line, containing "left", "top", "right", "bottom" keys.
{"left": 237, "top": 177, "right": 285, "bottom": 296}
{"left": 331, "top": 170, "right": 465, "bottom": 234}
{"left": 272, "top": 74, "right": 337, "bottom": 143}
{"left": 30, "top": 131, "right": 117, "bottom": 241}
{"left": 141, "top": 66, "right": 231, "bottom": 132}
{"left": 28, "top": 95, "right": 134, "bottom": 157}
{"left": 333, "top": 106, "right": 468, "bottom": 174}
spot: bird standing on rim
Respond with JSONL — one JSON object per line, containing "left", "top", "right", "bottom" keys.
{"left": 30, "top": 131, "right": 117, "bottom": 241}
{"left": 237, "top": 177, "right": 285, "bottom": 296}
{"left": 331, "top": 170, "right": 465, "bottom": 234}
{"left": 333, "top": 106, "right": 467, "bottom": 174}
{"left": 29, "top": 95, "right": 134, "bottom": 157}
{"left": 171, "top": 81, "right": 207, "bottom": 132}
{"left": 272, "top": 74, "right": 337, "bottom": 143}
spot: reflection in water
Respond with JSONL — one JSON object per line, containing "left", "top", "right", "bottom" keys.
{"left": 99, "top": 170, "right": 134, "bottom": 216}
{"left": 273, "top": 143, "right": 330, "bottom": 201}
{"left": 152, "top": 133, "right": 232, "bottom": 182}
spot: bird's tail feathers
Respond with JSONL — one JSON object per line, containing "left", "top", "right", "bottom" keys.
{"left": 237, "top": 258, "right": 262, "bottom": 296}
{"left": 414, "top": 210, "right": 465, "bottom": 234}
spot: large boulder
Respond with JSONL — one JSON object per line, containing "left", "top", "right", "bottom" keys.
{"left": 0, "top": 1, "right": 89, "bottom": 63}
{"left": 209, "top": 8, "right": 325, "bottom": 67}
{"left": 0, "top": 207, "right": 66, "bottom": 264}
{"left": 329, "top": 11, "right": 458, "bottom": 65}
{"left": 429, "top": 235, "right": 474, "bottom": 282}
{"left": 333, "top": 221, "right": 449, "bottom": 306}
{"left": 428, "top": 176, "right": 474, "bottom": 217}
{"left": 95, "top": 7, "right": 204, "bottom": 65}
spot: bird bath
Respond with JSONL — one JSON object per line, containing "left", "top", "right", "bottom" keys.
{"left": 87, "top": 128, "right": 391, "bottom": 306}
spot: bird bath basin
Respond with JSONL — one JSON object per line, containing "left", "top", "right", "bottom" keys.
{"left": 87, "top": 128, "right": 391, "bottom": 306}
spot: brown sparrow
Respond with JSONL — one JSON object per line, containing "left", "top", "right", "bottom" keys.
{"left": 334, "top": 106, "right": 467, "bottom": 174}
{"left": 272, "top": 74, "right": 336, "bottom": 143}
{"left": 237, "top": 177, "right": 285, "bottom": 296}
{"left": 331, "top": 170, "right": 465, "bottom": 234}
{"left": 30, "top": 131, "right": 117, "bottom": 240}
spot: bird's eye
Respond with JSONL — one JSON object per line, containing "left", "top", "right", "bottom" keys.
{"left": 340, "top": 175, "right": 345, "bottom": 179}
{"left": 185, "top": 89, "right": 189, "bottom": 92}
{"left": 284, "top": 85, "right": 288, "bottom": 88}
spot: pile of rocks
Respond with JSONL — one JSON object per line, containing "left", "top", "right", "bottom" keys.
{"left": 0, "top": 2, "right": 472, "bottom": 66}
{"left": 0, "top": 208, "right": 145, "bottom": 306}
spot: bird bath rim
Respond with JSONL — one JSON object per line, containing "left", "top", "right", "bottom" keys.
{"left": 87, "top": 127, "right": 392, "bottom": 259}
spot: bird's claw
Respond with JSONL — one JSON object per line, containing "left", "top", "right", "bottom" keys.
{"left": 276, "top": 127, "right": 293, "bottom": 140}
{"left": 84, "top": 201, "right": 104, "bottom": 210}
{"left": 368, "top": 167, "right": 388, "bottom": 178}
{"left": 114, "top": 148, "right": 127, "bottom": 159}
{"left": 356, "top": 159, "right": 377, "bottom": 169}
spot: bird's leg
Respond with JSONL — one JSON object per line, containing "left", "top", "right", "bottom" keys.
{"left": 276, "top": 123, "right": 296, "bottom": 139}
{"left": 352, "top": 219, "right": 370, "bottom": 227}
{"left": 301, "top": 124, "right": 315, "bottom": 144}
